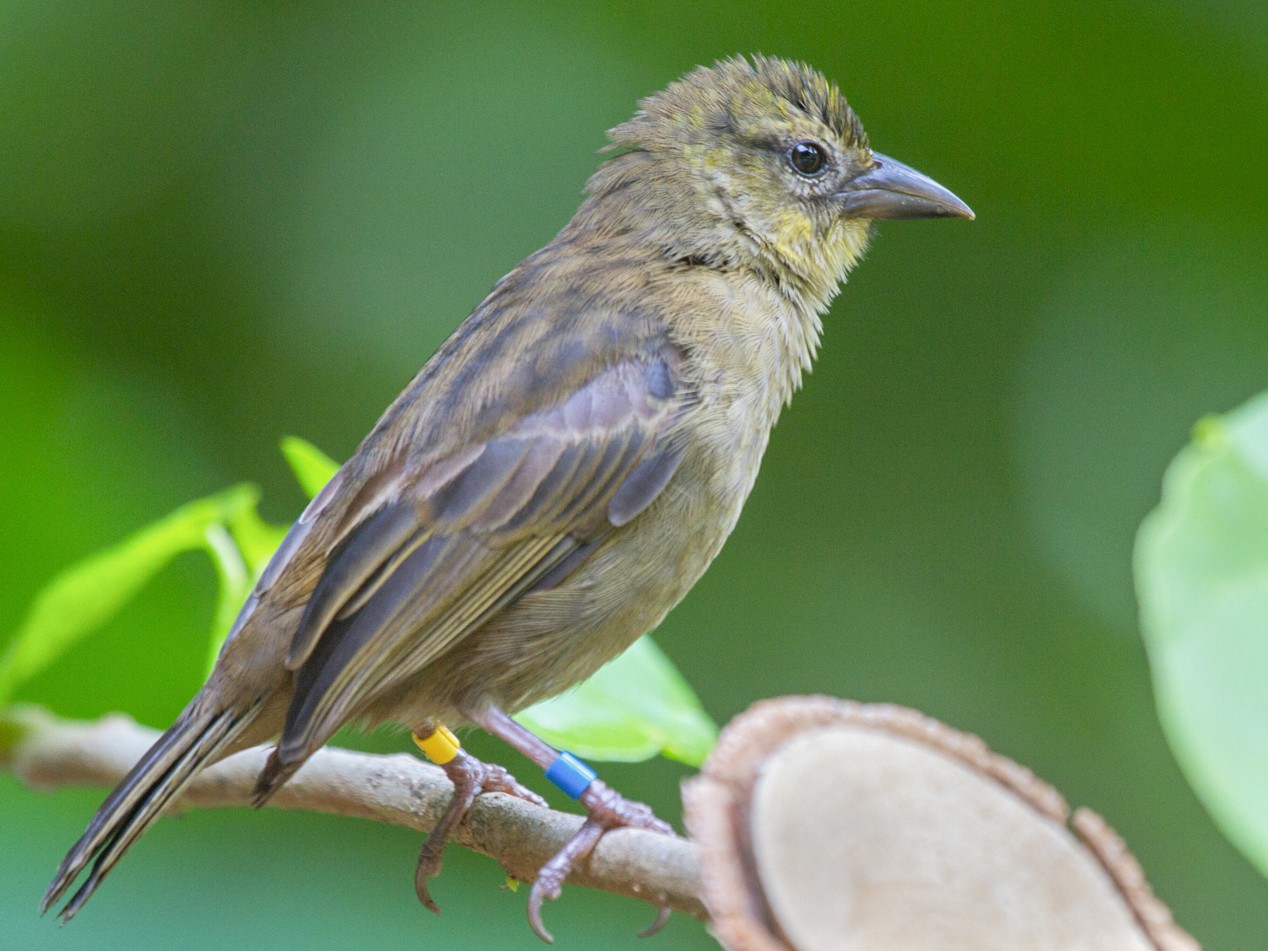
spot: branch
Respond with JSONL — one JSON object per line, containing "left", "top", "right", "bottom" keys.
{"left": 1, "top": 705, "right": 705, "bottom": 920}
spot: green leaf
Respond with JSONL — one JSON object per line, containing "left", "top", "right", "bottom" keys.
{"left": 204, "top": 483, "right": 291, "bottom": 671}
{"left": 1135, "top": 391, "right": 1268, "bottom": 879}
{"left": 516, "top": 635, "right": 717, "bottom": 766}
{"left": 204, "top": 504, "right": 289, "bottom": 672}
{"left": 0, "top": 484, "right": 258, "bottom": 705}
{"left": 281, "top": 435, "right": 339, "bottom": 499}
{"left": 202, "top": 523, "right": 253, "bottom": 672}
{"left": 197, "top": 435, "right": 338, "bottom": 673}
{"left": 226, "top": 503, "right": 289, "bottom": 576}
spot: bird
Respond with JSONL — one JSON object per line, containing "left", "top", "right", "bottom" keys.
{"left": 42, "top": 54, "right": 972, "bottom": 941}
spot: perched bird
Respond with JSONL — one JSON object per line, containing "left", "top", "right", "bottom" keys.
{"left": 43, "top": 55, "right": 971, "bottom": 940}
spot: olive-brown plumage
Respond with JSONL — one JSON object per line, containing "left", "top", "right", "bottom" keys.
{"left": 44, "top": 55, "right": 971, "bottom": 935}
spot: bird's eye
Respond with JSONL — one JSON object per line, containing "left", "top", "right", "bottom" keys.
{"left": 787, "top": 141, "right": 827, "bottom": 177}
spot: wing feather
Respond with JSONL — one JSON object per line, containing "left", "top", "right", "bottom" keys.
{"left": 273, "top": 353, "right": 687, "bottom": 764}
{"left": 285, "top": 503, "right": 421, "bottom": 669}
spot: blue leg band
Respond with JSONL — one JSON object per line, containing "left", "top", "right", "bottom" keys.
{"left": 545, "top": 751, "right": 597, "bottom": 799}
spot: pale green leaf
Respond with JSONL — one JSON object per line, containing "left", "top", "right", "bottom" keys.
{"left": 202, "top": 523, "right": 253, "bottom": 672}
{"left": 281, "top": 435, "right": 339, "bottom": 499}
{"left": 516, "top": 635, "right": 717, "bottom": 766}
{"left": 1135, "top": 391, "right": 1268, "bottom": 879}
{"left": 226, "top": 503, "right": 288, "bottom": 576}
{"left": 205, "top": 503, "right": 289, "bottom": 672}
{"left": 0, "top": 485, "right": 258, "bottom": 705}
{"left": 197, "top": 437, "right": 327, "bottom": 669}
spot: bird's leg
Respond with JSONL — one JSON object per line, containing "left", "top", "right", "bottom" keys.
{"left": 411, "top": 725, "right": 547, "bottom": 913}
{"left": 462, "top": 704, "right": 674, "bottom": 942}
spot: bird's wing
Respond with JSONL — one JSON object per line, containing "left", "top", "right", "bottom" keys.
{"left": 271, "top": 352, "right": 686, "bottom": 764}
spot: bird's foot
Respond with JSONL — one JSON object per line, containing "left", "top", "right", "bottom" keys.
{"left": 527, "top": 779, "right": 674, "bottom": 943}
{"left": 415, "top": 748, "right": 546, "bottom": 913}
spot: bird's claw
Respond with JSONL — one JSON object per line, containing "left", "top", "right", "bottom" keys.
{"left": 414, "top": 839, "right": 445, "bottom": 914}
{"left": 527, "top": 817, "right": 605, "bottom": 942}
{"left": 639, "top": 905, "right": 672, "bottom": 938}
{"left": 525, "top": 781, "right": 674, "bottom": 943}
{"left": 415, "top": 751, "right": 545, "bottom": 914}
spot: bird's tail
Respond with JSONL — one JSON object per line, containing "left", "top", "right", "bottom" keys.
{"left": 41, "top": 698, "right": 263, "bottom": 922}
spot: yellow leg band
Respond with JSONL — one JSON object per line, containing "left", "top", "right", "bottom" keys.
{"left": 412, "top": 725, "right": 461, "bottom": 765}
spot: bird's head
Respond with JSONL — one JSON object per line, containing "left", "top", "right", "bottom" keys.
{"left": 596, "top": 55, "right": 972, "bottom": 306}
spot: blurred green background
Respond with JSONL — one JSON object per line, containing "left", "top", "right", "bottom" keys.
{"left": 3, "top": 1, "right": 1266, "bottom": 948}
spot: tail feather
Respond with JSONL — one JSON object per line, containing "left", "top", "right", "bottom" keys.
{"left": 250, "top": 747, "right": 304, "bottom": 808}
{"left": 42, "top": 702, "right": 259, "bottom": 921}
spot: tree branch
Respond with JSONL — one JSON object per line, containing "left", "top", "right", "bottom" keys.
{"left": 1, "top": 706, "right": 705, "bottom": 920}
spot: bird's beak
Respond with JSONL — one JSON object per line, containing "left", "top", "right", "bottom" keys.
{"left": 836, "top": 153, "right": 974, "bottom": 221}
